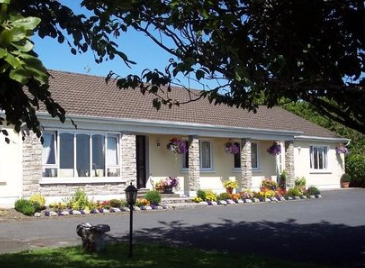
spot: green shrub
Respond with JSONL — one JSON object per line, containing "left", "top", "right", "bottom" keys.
{"left": 294, "top": 177, "right": 306, "bottom": 188}
{"left": 346, "top": 154, "right": 365, "bottom": 186}
{"left": 306, "top": 186, "right": 321, "bottom": 196}
{"left": 32, "top": 201, "right": 42, "bottom": 212}
{"left": 196, "top": 189, "right": 206, "bottom": 200}
{"left": 14, "top": 199, "right": 35, "bottom": 216}
{"left": 144, "top": 190, "right": 161, "bottom": 205}
{"left": 109, "top": 199, "right": 122, "bottom": 208}
{"left": 65, "top": 188, "right": 89, "bottom": 210}
{"left": 218, "top": 192, "right": 231, "bottom": 200}
{"left": 340, "top": 173, "right": 351, "bottom": 182}
{"left": 286, "top": 188, "right": 302, "bottom": 197}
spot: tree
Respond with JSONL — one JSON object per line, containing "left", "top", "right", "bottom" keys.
{"left": 1, "top": 0, "right": 365, "bottom": 138}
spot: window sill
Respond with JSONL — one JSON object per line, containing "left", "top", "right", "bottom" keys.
{"left": 309, "top": 171, "right": 332, "bottom": 174}
{"left": 200, "top": 169, "right": 216, "bottom": 173}
{"left": 40, "top": 177, "right": 125, "bottom": 185}
{"left": 233, "top": 168, "right": 262, "bottom": 173}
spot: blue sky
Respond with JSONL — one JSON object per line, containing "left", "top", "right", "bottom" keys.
{"left": 32, "top": 0, "right": 220, "bottom": 91}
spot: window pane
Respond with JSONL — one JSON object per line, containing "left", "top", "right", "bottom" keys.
{"left": 107, "top": 135, "right": 119, "bottom": 166}
{"left": 234, "top": 142, "right": 241, "bottom": 168}
{"left": 310, "top": 146, "right": 328, "bottom": 170}
{"left": 201, "top": 141, "right": 211, "bottom": 169}
{"left": 60, "top": 133, "right": 74, "bottom": 177}
{"left": 42, "top": 132, "right": 56, "bottom": 165}
{"left": 251, "top": 143, "right": 258, "bottom": 168}
{"left": 92, "top": 135, "right": 105, "bottom": 177}
{"left": 76, "top": 134, "right": 90, "bottom": 177}
{"left": 182, "top": 141, "right": 189, "bottom": 169}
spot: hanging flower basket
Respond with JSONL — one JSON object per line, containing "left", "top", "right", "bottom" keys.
{"left": 225, "top": 141, "right": 239, "bottom": 155}
{"left": 267, "top": 142, "right": 281, "bottom": 156}
{"left": 335, "top": 144, "right": 349, "bottom": 155}
{"left": 167, "top": 138, "right": 187, "bottom": 154}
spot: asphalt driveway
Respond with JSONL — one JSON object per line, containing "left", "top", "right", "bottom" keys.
{"left": 0, "top": 189, "right": 364, "bottom": 267}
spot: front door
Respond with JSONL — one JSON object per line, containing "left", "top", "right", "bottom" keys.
{"left": 136, "top": 135, "right": 147, "bottom": 188}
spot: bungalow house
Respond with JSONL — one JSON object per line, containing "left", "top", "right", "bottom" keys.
{"left": 0, "top": 70, "right": 348, "bottom": 207}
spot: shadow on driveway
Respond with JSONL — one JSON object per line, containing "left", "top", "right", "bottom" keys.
{"left": 111, "top": 218, "right": 365, "bottom": 268}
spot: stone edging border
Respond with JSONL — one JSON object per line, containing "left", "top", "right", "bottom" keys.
{"left": 35, "top": 194, "right": 322, "bottom": 217}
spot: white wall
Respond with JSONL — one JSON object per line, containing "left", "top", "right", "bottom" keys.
{"left": 0, "top": 127, "right": 23, "bottom": 207}
{"left": 294, "top": 140, "right": 344, "bottom": 190}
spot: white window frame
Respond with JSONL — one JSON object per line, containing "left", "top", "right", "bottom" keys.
{"left": 200, "top": 140, "right": 213, "bottom": 171}
{"left": 310, "top": 145, "right": 329, "bottom": 171}
{"left": 40, "top": 130, "right": 122, "bottom": 184}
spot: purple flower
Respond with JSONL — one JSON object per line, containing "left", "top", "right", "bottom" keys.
{"left": 336, "top": 145, "right": 349, "bottom": 155}
{"left": 225, "top": 142, "right": 240, "bottom": 155}
{"left": 267, "top": 142, "right": 281, "bottom": 156}
{"left": 167, "top": 138, "right": 188, "bottom": 154}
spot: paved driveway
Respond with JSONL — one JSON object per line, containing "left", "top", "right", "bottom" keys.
{"left": 0, "top": 189, "right": 364, "bottom": 267}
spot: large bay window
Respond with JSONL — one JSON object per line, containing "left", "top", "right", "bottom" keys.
{"left": 42, "top": 131, "right": 120, "bottom": 178}
{"left": 310, "top": 146, "right": 328, "bottom": 170}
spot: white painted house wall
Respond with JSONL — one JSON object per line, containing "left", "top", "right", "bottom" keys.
{"left": 0, "top": 127, "right": 23, "bottom": 207}
{"left": 294, "top": 140, "right": 345, "bottom": 190}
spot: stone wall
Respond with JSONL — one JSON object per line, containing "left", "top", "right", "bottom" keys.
{"left": 121, "top": 134, "right": 137, "bottom": 182}
{"left": 240, "top": 138, "right": 252, "bottom": 189}
{"left": 39, "top": 183, "right": 127, "bottom": 198}
{"left": 188, "top": 136, "right": 200, "bottom": 191}
{"left": 22, "top": 132, "right": 42, "bottom": 197}
{"left": 285, "top": 141, "right": 295, "bottom": 187}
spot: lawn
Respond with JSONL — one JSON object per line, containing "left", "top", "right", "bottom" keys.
{"left": 0, "top": 243, "right": 334, "bottom": 268}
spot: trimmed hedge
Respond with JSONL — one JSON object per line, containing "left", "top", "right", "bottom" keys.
{"left": 346, "top": 154, "right": 365, "bottom": 187}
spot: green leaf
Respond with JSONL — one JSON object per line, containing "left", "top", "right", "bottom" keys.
{"left": 11, "top": 39, "right": 34, "bottom": 52}
{"left": 0, "top": 47, "right": 7, "bottom": 59}
{"left": 12, "top": 17, "right": 41, "bottom": 31}
{"left": 9, "top": 68, "right": 30, "bottom": 84}
{"left": 5, "top": 53, "right": 21, "bottom": 68}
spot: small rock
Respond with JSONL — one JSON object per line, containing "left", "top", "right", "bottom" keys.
{"left": 236, "top": 199, "right": 244, "bottom": 204}
{"left": 294, "top": 196, "right": 301, "bottom": 200}
{"left": 60, "top": 211, "right": 70, "bottom": 216}
{"left": 309, "top": 195, "right": 316, "bottom": 199}
{"left": 34, "top": 212, "right": 41, "bottom": 217}
{"left": 218, "top": 200, "right": 227, "bottom": 205}
{"left": 302, "top": 195, "right": 307, "bottom": 199}
{"left": 245, "top": 199, "right": 253, "bottom": 203}
{"left": 49, "top": 211, "right": 58, "bottom": 216}
{"left": 316, "top": 194, "right": 322, "bottom": 198}
{"left": 270, "top": 197, "right": 278, "bottom": 202}
{"left": 73, "top": 210, "right": 82, "bottom": 215}
{"left": 110, "top": 207, "right": 121, "bottom": 212}
{"left": 133, "top": 206, "right": 141, "bottom": 211}
{"left": 226, "top": 200, "right": 236, "bottom": 204}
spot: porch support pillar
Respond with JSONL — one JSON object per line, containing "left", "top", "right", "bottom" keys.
{"left": 240, "top": 138, "right": 252, "bottom": 189}
{"left": 22, "top": 131, "right": 42, "bottom": 198}
{"left": 121, "top": 133, "right": 137, "bottom": 184}
{"left": 285, "top": 141, "right": 295, "bottom": 188}
{"left": 188, "top": 135, "right": 200, "bottom": 193}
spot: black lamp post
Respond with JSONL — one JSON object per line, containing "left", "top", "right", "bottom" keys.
{"left": 125, "top": 182, "right": 138, "bottom": 257}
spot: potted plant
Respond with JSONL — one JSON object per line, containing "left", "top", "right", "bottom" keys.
{"left": 336, "top": 144, "right": 349, "bottom": 155}
{"left": 167, "top": 138, "right": 187, "bottom": 154}
{"left": 222, "top": 180, "right": 239, "bottom": 194}
{"left": 155, "top": 177, "right": 179, "bottom": 193}
{"left": 267, "top": 142, "right": 281, "bottom": 156}
{"left": 224, "top": 141, "right": 240, "bottom": 155}
{"left": 340, "top": 173, "right": 351, "bottom": 188}
{"left": 260, "top": 177, "right": 278, "bottom": 191}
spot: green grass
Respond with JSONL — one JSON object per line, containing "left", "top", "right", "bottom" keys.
{"left": 0, "top": 243, "right": 334, "bottom": 268}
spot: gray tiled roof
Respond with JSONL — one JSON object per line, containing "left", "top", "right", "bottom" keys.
{"left": 45, "top": 70, "right": 342, "bottom": 139}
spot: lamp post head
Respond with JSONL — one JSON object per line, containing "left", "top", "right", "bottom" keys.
{"left": 125, "top": 182, "right": 138, "bottom": 205}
